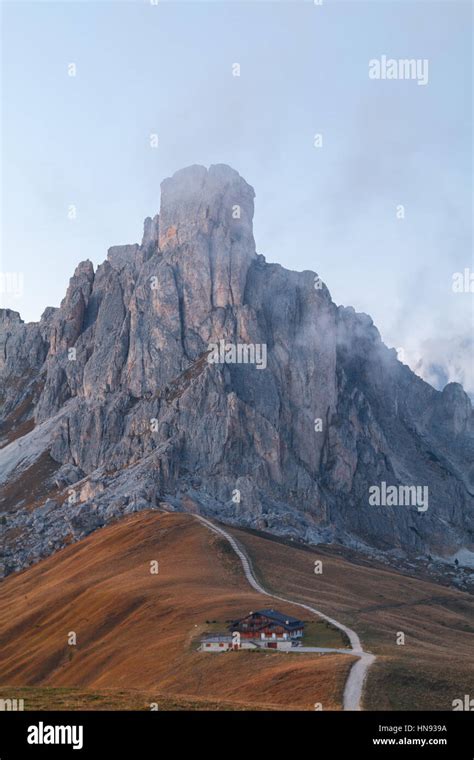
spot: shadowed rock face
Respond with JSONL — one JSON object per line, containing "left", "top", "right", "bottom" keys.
{"left": 1, "top": 164, "right": 473, "bottom": 575}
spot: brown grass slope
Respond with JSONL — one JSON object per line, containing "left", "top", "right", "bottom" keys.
{"left": 228, "top": 527, "right": 474, "bottom": 711}
{"left": 0, "top": 512, "right": 352, "bottom": 711}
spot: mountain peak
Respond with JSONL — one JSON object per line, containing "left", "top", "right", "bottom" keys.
{"left": 0, "top": 165, "right": 472, "bottom": 577}
{"left": 0, "top": 308, "right": 23, "bottom": 325}
{"left": 159, "top": 163, "right": 255, "bottom": 253}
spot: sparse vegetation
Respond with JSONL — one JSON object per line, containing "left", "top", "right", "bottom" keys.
{"left": 302, "top": 620, "right": 349, "bottom": 649}
{"left": 229, "top": 524, "right": 474, "bottom": 711}
{"left": 0, "top": 513, "right": 351, "bottom": 711}
{"left": 0, "top": 686, "right": 280, "bottom": 711}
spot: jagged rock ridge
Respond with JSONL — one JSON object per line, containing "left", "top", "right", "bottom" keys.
{"left": 1, "top": 164, "right": 473, "bottom": 576}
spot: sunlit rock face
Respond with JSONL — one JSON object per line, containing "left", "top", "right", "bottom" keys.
{"left": 1, "top": 165, "right": 473, "bottom": 575}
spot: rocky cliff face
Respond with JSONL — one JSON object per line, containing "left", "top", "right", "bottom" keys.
{"left": 1, "top": 164, "right": 473, "bottom": 577}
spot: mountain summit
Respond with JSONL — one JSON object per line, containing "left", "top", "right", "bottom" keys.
{"left": 1, "top": 165, "right": 473, "bottom": 576}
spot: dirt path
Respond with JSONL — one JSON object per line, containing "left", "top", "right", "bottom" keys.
{"left": 195, "top": 514, "right": 376, "bottom": 711}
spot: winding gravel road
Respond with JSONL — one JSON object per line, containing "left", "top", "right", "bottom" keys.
{"left": 195, "top": 514, "right": 376, "bottom": 711}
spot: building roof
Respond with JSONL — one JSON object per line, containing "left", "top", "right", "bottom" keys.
{"left": 256, "top": 609, "right": 303, "bottom": 626}
{"left": 200, "top": 634, "right": 233, "bottom": 643}
{"left": 229, "top": 609, "right": 304, "bottom": 632}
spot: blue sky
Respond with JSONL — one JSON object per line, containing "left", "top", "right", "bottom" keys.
{"left": 1, "top": 0, "right": 472, "bottom": 393}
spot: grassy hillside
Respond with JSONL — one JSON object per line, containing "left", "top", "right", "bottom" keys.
{"left": 0, "top": 512, "right": 352, "bottom": 711}
{"left": 228, "top": 526, "right": 474, "bottom": 710}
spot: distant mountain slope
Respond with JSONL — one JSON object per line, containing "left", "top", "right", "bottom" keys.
{"left": 1, "top": 164, "right": 473, "bottom": 576}
{"left": 0, "top": 512, "right": 351, "bottom": 711}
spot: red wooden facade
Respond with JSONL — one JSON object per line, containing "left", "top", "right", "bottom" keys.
{"left": 229, "top": 609, "right": 304, "bottom": 640}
